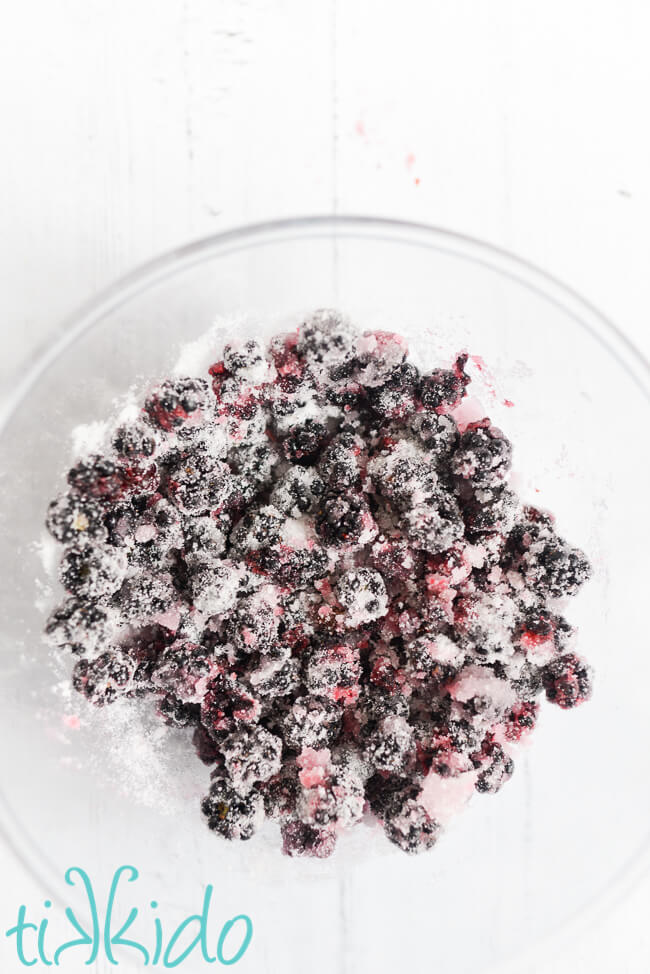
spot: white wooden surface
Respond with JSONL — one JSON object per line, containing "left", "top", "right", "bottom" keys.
{"left": 1, "top": 1, "right": 649, "bottom": 971}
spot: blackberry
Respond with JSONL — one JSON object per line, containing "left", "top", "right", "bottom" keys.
{"left": 473, "top": 740, "right": 515, "bottom": 794}
{"left": 364, "top": 715, "right": 414, "bottom": 773}
{"left": 225, "top": 598, "right": 278, "bottom": 656}
{"left": 45, "top": 597, "right": 109, "bottom": 655}
{"left": 223, "top": 338, "right": 266, "bottom": 375}
{"left": 182, "top": 515, "right": 228, "bottom": 564}
{"left": 369, "top": 537, "right": 421, "bottom": 583}
{"left": 359, "top": 685, "right": 410, "bottom": 726}
{"left": 521, "top": 537, "right": 591, "bottom": 598}
{"left": 201, "top": 777, "right": 264, "bottom": 841}
{"left": 336, "top": 569, "right": 389, "bottom": 626}
{"left": 380, "top": 784, "right": 440, "bottom": 853}
{"left": 270, "top": 467, "right": 324, "bottom": 516}
{"left": 368, "top": 363, "right": 420, "bottom": 419}
{"left": 283, "top": 695, "right": 342, "bottom": 750}
{"left": 306, "top": 641, "right": 362, "bottom": 705}
{"left": 59, "top": 545, "right": 126, "bottom": 600}
{"left": 262, "top": 545, "right": 329, "bottom": 587}
{"left": 503, "top": 701, "right": 539, "bottom": 741}
{"left": 67, "top": 455, "right": 129, "bottom": 502}
{"left": 297, "top": 308, "right": 357, "bottom": 363}
{"left": 221, "top": 727, "right": 283, "bottom": 794}
{"left": 461, "top": 485, "right": 518, "bottom": 538}
{"left": 451, "top": 420, "right": 512, "bottom": 487}
{"left": 143, "top": 377, "right": 207, "bottom": 431}
{"left": 193, "top": 724, "right": 222, "bottom": 765}
{"left": 150, "top": 641, "right": 211, "bottom": 699}
{"left": 368, "top": 441, "right": 438, "bottom": 513}
{"left": 112, "top": 422, "right": 156, "bottom": 460}
{"left": 419, "top": 355, "right": 470, "bottom": 412}
{"left": 263, "top": 767, "right": 300, "bottom": 820}
{"left": 72, "top": 650, "right": 138, "bottom": 707}
{"left": 228, "top": 440, "right": 279, "bottom": 488}
{"left": 164, "top": 452, "right": 237, "bottom": 515}
{"left": 157, "top": 694, "right": 201, "bottom": 727}
{"left": 411, "top": 411, "right": 459, "bottom": 459}
{"left": 46, "top": 493, "right": 107, "bottom": 544}
{"left": 542, "top": 653, "right": 593, "bottom": 708}
{"left": 248, "top": 656, "right": 301, "bottom": 698}
{"left": 229, "top": 506, "right": 284, "bottom": 554}
{"left": 201, "top": 674, "right": 261, "bottom": 739}
{"left": 405, "top": 633, "right": 463, "bottom": 682}
{"left": 318, "top": 434, "right": 363, "bottom": 490}
{"left": 281, "top": 820, "right": 337, "bottom": 858}
{"left": 189, "top": 560, "right": 252, "bottom": 617}
{"left": 315, "top": 492, "right": 367, "bottom": 545}
{"left": 116, "top": 571, "right": 179, "bottom": 623}
{"left": 401, "top": 496, "right": 464, "bottom": 555}
{"left": 281, "top": 419, "right": 329, "bottom": 464}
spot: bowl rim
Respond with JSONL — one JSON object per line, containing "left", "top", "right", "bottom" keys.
{"left": 1, "top": 214, "right": 648, "bottom": 963}
{"left": 1, "top": 215, "right": 648, "bottom": 438}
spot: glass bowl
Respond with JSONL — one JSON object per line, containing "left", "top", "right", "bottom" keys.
{"left": 0, "top": 216, "right": 648, "bottom": 973}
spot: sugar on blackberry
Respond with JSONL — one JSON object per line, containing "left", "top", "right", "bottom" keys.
{"left": 263, "top": 766, "right": 300, "bottom": 821}
{"left": 281, "top": 820, "right": 337, "bottom": 859}
{"left": 542, "top": 652, "right": 593, "bottom": 708}
{"left": 248, "top": 654, "right": 301, "bottom": 698}
{"left": 44, "top": 309, "right": 593, "bottom": 858}
{"left": 318, "top": 433, "right": 363, "bottom": 489}
{"left": 201, "top": 776, "right": 264, "bottom": 841}
{"left": 157, "top": 694, "right": 201, "bottom": 728}
{"left": 283, "top": 695, "right": 343, "bottom": 751}
{"left": 472, "top": 739, "right": 515, "bottom": 794}
{"left": 72, "top": 650, "right": 139, "bottom": 707}
{"left": 200, "top": 673, "right": 261, "bottom": 740}
{"left": 45, "top": 597, "right": 110, "bottom": 655}
{"left": 451, "top": 419, "right": 513, "bottom": 487}
{"left": 503, "top": 701, "right": 539, "bottom": 741}
{"left": 143, "top": 377, "right": 207, "bottom": 431}
{"left": 419, "top": 354, "right": 470, "bottom": 412}
{"left": 112, "top": 422, "right": 157, "bottom": 460}
{"left": 315, "top": 491, "right": 369, "bottom": 546}
{"left": 221, "top": 726, "right": 283, "bottom": 794}
{"left": 281, "top": 418, "right": 329, "bottom": 464}
{"left": 223, "top": 338, "right": 266, "bottom": 376}
{"left": 364, "top": 714, "right": 414, "bottom": 773}
{"left": 410, "top": 410, "right": 459, "bottom": 459}
{"left": 59, "top": 544, "right": 127, "bottom": 600}
{"left": 297, "top": 308, "right": 357, "bottom": 364}
{"left": 46, "top": 492, "right": 107, "bottom": 545}
{"left": 336, "top": 569, "right": 388, "bottom": 627}
{"left": 379, "top": 783, "right": 441, "bottom": 854}
{"left": 306, "top": 640, "right": 362, "bottom": 705}
{"left": 521, "top": 536, "right": 591, "bottom": 598}
{"left": 270, "top": 466, "right": 324, "bottom": 516}
{"left": 67, "top": 455, "right": 129, "bottom": 502}
{"left": 368, "top": 362, "right": 420, "bottom": 419}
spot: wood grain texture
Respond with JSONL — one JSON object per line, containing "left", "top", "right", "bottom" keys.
{"left": 1, "top": 1, "right": 650, "bottom": 971}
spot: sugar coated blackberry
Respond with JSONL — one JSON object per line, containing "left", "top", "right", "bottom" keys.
{"left": 44, "top": 310, "right": 593, "bottom": 858}
{"left": 451, "top": 420, "right": 513, "bottom": 487}
{"left": 201, "top": 777, "right": 264, "bottom": 840}
{"left": 46, "top": 493, "right": 107, "bottom": 544}
{"left": 144, "top": 377, "right": 207, "bottom": 431}
{"left": 542, "top": 653, "right": 593, "bottom": 708}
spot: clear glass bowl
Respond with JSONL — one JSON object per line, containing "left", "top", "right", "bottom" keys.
{"left": 1, "top": 217, "right": 648, "bottom": 973}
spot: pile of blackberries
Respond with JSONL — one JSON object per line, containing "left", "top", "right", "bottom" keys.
{"left": 45, "top": 311, "right": 592, "bottom": 857}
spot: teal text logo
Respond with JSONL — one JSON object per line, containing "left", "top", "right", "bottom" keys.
{"left": 5, "top": 866, "right": 253, "bottom": 967}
